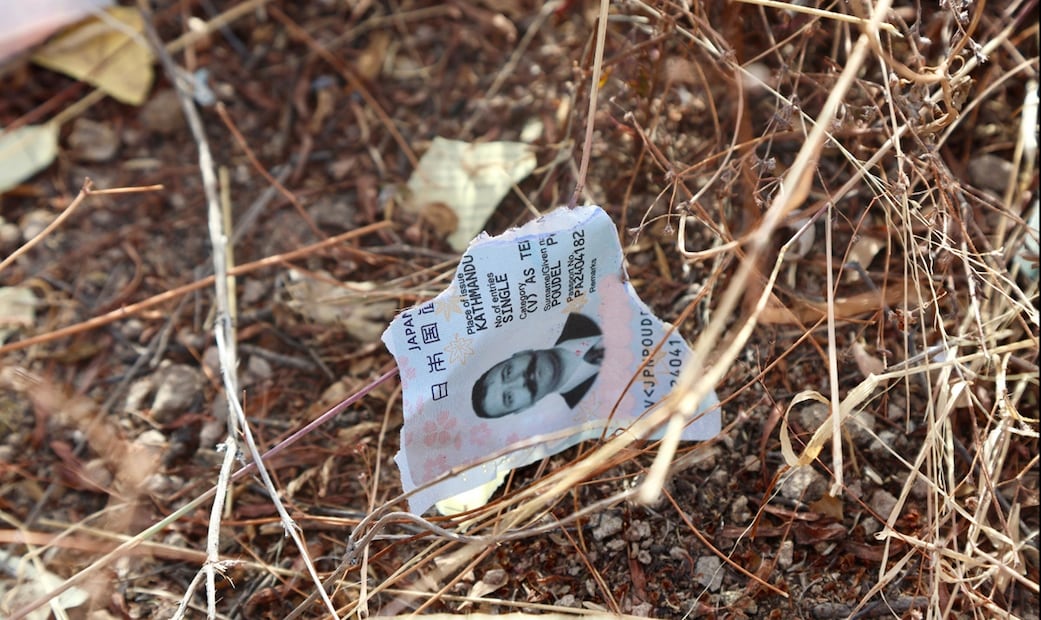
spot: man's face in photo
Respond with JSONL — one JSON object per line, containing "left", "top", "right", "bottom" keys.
{"left": 477, "top": 348, "right": 562, "bottom": 418}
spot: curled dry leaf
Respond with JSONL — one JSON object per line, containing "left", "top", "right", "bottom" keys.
{"left": 0, "top": 124, "right": 59, "bottom": 194}
{"left": 845, "top": 235, "right": 885, "bottom": 280}
{"left": 0, "top": 0, "right": 110, "bottom": 63}
{"left": 67, "top": 117, "right": 119, "bottom": 162}
{"left": 31, "top": 6, "right": 154, "bottom": 105}
{"left": 278, "top": 269, "right": 396, "bottom": 343}
{"left": 0, "top": 286, "right": 37, "bottom": 343}
{"left": 0, "top": 550, "right": 90, "bottom": 620}
{"left": 851, "top": 340, "right": 886, "bottom": 378}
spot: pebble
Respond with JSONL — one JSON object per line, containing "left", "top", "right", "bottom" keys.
{"left": 630, "top": 602, "right": 652, "bottom": 616}
{"left": 605, "top": 539, "right": 626, "bottom": 552}
{"left": 0, "top": 218, "right": 19, "bottom": 247}
{"left": 967, "top": 154, "right": 1014, "bottom": 194}
{"left": 777, "top": 539, "right": 794, "bottom": 569}
{"left": 688, "top": 444, "right": 720, "bottom": 471}
{"left": 910, "top": 475, "right": 930, "bottom": 499}
{"left": 860, "top": 516, "right": 881, "bottom": 535}
{"left": 592, "top": 513, "right": 623, "bottom": 541}
{"left": 624, "top": 519, "right": 650, "bottom": 542}
{"left": 126, "top": 363, "right": 204, "bottom": 424}
{"left": 796, "top": 402, "right": 875, "bottom": 445}
{"left": 240, "top": 279, "right": 268, "bottom": 306}
{"left": 201, "top": 346, "right": 221, "bottom": 376}
{"left": 243, "top": 354, "right": 273, "bottom": 384}
{"left": 19, "top": 209, "right": 54, "bottom": 241}
{"left": 139, "top": 90, "right": 186, "bottom": 134}
{"left": 120, "top": 318, "right": 144, "bottom": 341}
{"left": 778, "top": 466, "right": 827, "bottom": 502}
{"left": 869, "top": 429, "right": 903, "bottom": 458}
{"left": 693, "top": 555, "right": 723, "bottom": 591}
{"left": 730, "top": 494, "right": 752, "bottom": 524}
{"left": 199, "top": 418, "right": 226, "bottom": 449}
{"left": 151, "top": 364, "right": 204, "bottom": 423}
{"left": 869, "top": 488, "right": 899, "bottom": 521}
{"left": 81, "top": 458, "right": 113, "bottom": 489}
{"left": 67, "top": 118, "right": 120, "bottom": 162}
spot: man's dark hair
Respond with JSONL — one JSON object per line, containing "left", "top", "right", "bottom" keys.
{"left": 471, "top": 365, "right": 496, "bottom": 418}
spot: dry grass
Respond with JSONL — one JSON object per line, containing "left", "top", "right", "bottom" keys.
{"left": 0, "top": 0, "right": 1037, "bottom": 618}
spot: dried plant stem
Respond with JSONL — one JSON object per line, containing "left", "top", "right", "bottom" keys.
{"left": 568, "top": 0, "right": 610, "bottom": 208}
{"left": 824, "top": 200, "right": 843, "bottom": 496}
{"left": 0, "top": 181, "right": 162, "bottom": 274}
{"left": 0, "top": 221, "right": 390, "bottom": 356}
{"left": 136, "top": 4, "right": 338, "bottom": 617}
{"left": 638, "top": 0, "right": 895, "bottom": 503}
{"left": 734, "top": 0, "right": 900, "bottom": 35}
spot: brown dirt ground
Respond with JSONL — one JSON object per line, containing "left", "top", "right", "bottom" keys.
{"left": 1, "top": 1, "right": 1038, "bottom": 618}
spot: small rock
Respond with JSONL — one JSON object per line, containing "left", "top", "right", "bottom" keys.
{"left": 708, "top": 468, "right": 729, "bottom": 487}
{"left": 860, "top": 516, "right": 881, "bottom": 535}
{"left": 796, "top": 402, "right": 875, "bottom": 445}
{"left": 967, "top": 154, "right": 1014, "bottom": 194}
{"left": 151, "top": 363, "right": 204, "bottom": 423}
{"left": 0, "top": 218, "right": 19, "bottom": 247}
{"left": 209, "top": 396, "right": 228, "bottom": 423}
{"left": 120, "top": 318, "right": 144, "bottom": 341}
{"left": 869, "top": 429, "right": 903, "bottom": 458}
{"left": 777, "top": 539, "right": 794, "bottom": 569}
{"left": 845, "top": 409, "right": 876, "bottom": 444}
{"left": 630, "top": 602, "right": 652, "bottom": 617}
{"left": 869, "top": 488, "right": 899, "bottom": 521}
{"left": 693, "top": 555, "right": 723, "bottom": 591}
{"left": 124, "top": 375, "right": 156, "bottom": 414}
{"left": 19, "top": 209, "right": 54, "bottom": 241}
{"left": 140, "top": 90, "right": 186, "bottom": 134}
{"left": 67, "top": 118, "right": 119, "bottom": 162}
{"left": 143, "top": 473, "right": 180, "bottom": 496}
{"left": 201, "top": 346, "right": 221, "bottom": 376}
{"left": 240, "top": 279, "right": 268, "bottom": 305}
{"left": 624, "top": 519, "right": 650, "bottom": 542}
{"left": 136, "top": 429, "right": 167, "bottom": 448}
{"left": 81, "top": 458, "right": 113, "bottom": 490}
{"left": 176, "top": 329, "right": 207, "bottom": 352}
{"left": 199, "top": 418, "right": 226, "bottom": 449}
{"left": 244, "top": 355, "right": 273, "bottom": 384}
{"left": 910, "top": 475, "right": 930, "bottom": 500}
{"left": 636, "top": 548, "right": 652, "bottom": 565}
{"left": 592, "top": 513, "right": 623, "bottom": 541}
{"left": 886, "top": 402, "right": 904, "bottom": 421}
{"left": 606, "top": 539, "right": 626, "bottom": 551}
{"left": 779, "top": 466, "right": 827, "bottom": 502}
{"left": 730, "top": 495, "right": 752, "bottom": 524}
{"left": 685, "top": 444, "right": 720, "bottom": 471}
{"left": 719, "top": 590, "right": 757, "bottom": 615}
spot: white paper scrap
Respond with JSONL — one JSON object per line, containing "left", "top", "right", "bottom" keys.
{"left": 382, "top": 205, "right": 721, "bottom": 515}
{"left": 404, "top": 137, "right": 536, "bottom": 251}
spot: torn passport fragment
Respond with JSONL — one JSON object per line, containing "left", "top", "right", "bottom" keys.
{"left": 382, "top": 206, "right": 721, "bottom": 515}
